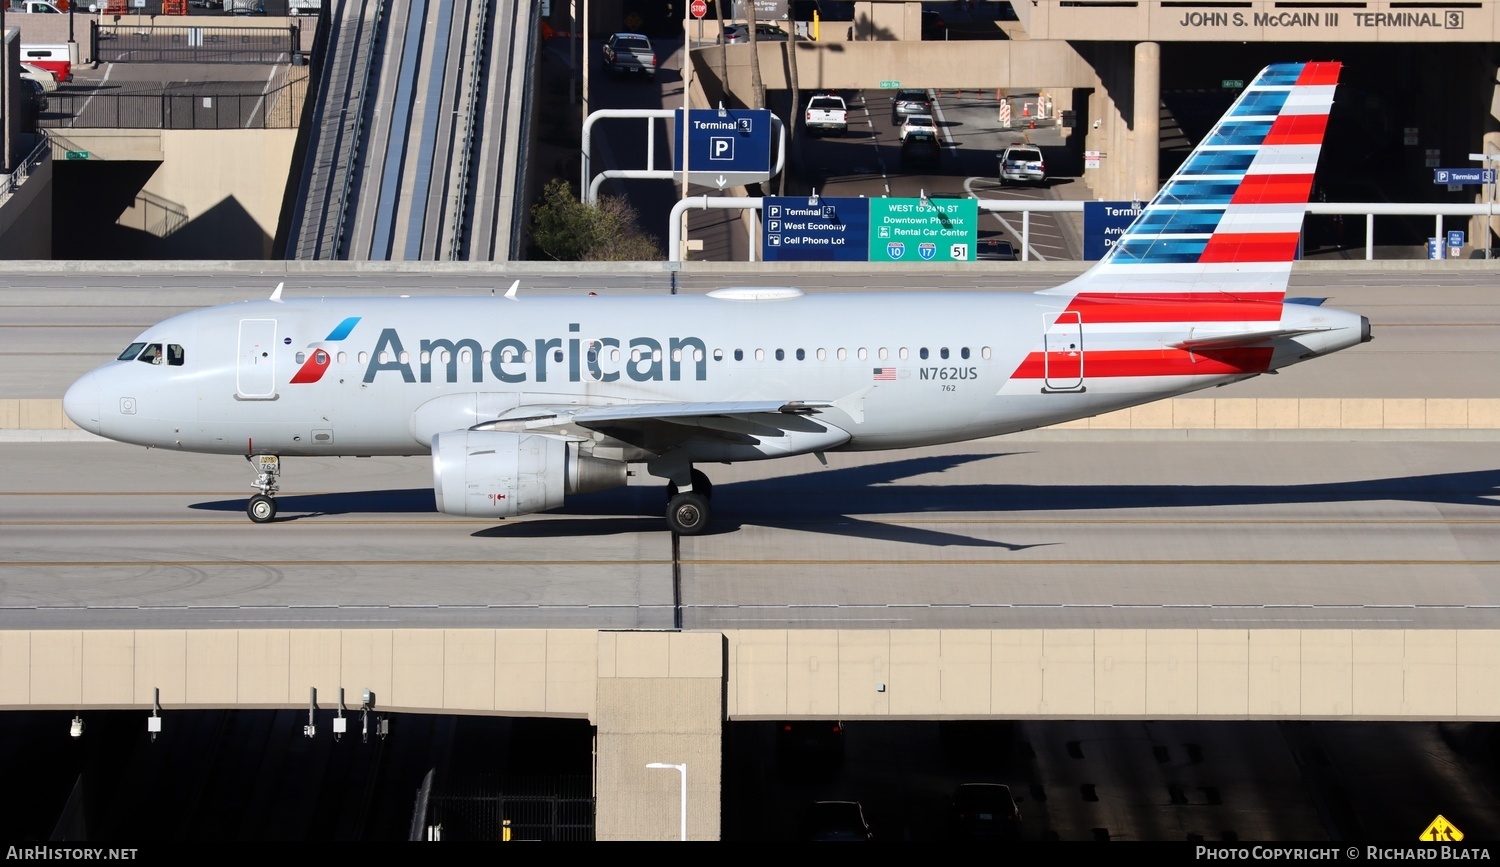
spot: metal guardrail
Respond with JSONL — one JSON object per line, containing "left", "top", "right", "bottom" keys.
{"left": 0, "top": 134, "right": 51, "bottom": 209}
{"left": 668, "top": 197, "right": 1500, "bottom": 264}
{"left": 94, "top": 24, "right": 301, "bottom": 64}
{"left": 39, "top": 81, "right": 306, "bottom": 130}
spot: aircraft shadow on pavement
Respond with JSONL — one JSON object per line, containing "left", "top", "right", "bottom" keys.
{"left": 187, "top": 459, "right": 1500, "bottom": 545}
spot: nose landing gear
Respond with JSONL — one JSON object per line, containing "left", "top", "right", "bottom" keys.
{"left": 246, "top": 454, "right": 281, "bottom": 523}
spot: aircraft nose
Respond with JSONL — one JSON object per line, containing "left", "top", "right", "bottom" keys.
{"left": 63, "top": 371, "right": 101, "bottom": 435}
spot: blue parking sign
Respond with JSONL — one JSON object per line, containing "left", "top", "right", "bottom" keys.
{"left": 1448, "top": 229, "right": 1465, "bottom": 248}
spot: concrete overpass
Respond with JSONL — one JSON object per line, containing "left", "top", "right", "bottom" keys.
{"left": 2, "top": 626, "right": 1496, "bottom": 841}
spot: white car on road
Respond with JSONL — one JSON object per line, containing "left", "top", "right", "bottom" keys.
{"left": 900, "top": 113, "right": 936, "bottom": 142}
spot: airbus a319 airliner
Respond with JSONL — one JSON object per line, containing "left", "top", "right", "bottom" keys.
{"left": 64, "top": 62, "right": 1369, "bottom": 535}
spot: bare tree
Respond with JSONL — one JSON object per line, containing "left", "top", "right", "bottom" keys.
{"left": 715, "top": 0, "right": 728, "bottom": 95}
{"left": 746, "top": 1, "right": 765, "bottom": 109}
{"left": 781, "top": 11, "right": 800, "bottom": 195}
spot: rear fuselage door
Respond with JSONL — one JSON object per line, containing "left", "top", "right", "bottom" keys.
{"left": 237, "top": 318, "right": 278, "bottom": 399}
{"left": 1043, "top": 311, "right": 1084, "bottom": 392}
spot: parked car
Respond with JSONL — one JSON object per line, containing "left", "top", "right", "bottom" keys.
{"left": 602, "top": 32, "right": 657, "bottom": 79}
{"left": 775, "top": 720, "right": 845, "bottom": 773}
{"left": 801, "top": 800, "right": 873, "bottom": 841}
{"left": 899, "top": 113, "right": 936, "bottom": 142}
{"left": 948, "top": 782, "right": 1020, "bottom": 838}
{"left": 23, "top": 78, "right": 48, "bottom": 118}
{"left": 921, "top": 9, "right": 947, "bottom": 39}
{"left": 891, "top": 88, "right": 931, "bottom": 124}
{"left": 20, "top": 62, "right": 58, "bottom": 93}
{"left": 900, "top": 130, "right": 941, "bottom": 170}
{"left": 718, "top": 22, "right": 791, "bottom": 43}
{"left": 998, "top": 143, "right": 1046, "bottom": 185}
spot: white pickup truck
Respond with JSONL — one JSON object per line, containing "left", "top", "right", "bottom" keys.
{"left": 803, "top": 94, "right": 848, "bottom": 138}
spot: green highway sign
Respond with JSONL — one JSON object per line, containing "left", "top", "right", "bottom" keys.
{"left": 1222, "top": 79, "right": 1244, "bottom": 89}
{"left": 878, "top": 80, "right": 900, "bottom": 89}
{"left": 65, "top": 151, "right": 89, "bottom": 160}
{"left": 868, "top": 197, "right": 977, "bottom": 262}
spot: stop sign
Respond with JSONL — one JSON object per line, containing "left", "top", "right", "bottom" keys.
{"left": 690, "top": 0, "right": 707, "bottom": 18}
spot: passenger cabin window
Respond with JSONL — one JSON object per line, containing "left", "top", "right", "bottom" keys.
{"left": 137, "top": 343, "right": 164, "bottom": 365}
{"left": 734, "top": 349, "right": 744, "bottom": 361}
{"left": 919, "top": 348, "right": 930, "bottom": 360}
{"left": 960, "top": 348, "right": 970, "bottom": 360}
{"left": 775, "top": 349, "right": 785, "bottom": 361}
{"left": 940, "top": 348, "right": 950, "bottom": 360}
{"left": 117, "top": 342, "right": 145, "bottom": 361}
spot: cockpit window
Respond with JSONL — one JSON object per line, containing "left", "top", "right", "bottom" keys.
{"left": 117, "top": 342, "right": 146, "bottom": 361}
{"left": 167, "top": 344, "right": 185, "bottom": 366}
{"left": 137, "top": 343, "right": 164, "bottom": 365}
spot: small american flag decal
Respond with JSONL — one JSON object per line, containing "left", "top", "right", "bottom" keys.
{"left": 873, "top": 367, "right": 896, "bottom": 381}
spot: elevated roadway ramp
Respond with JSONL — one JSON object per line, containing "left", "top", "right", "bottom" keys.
{"left": 284, "top": 0, "right": 534, "bottom": 261}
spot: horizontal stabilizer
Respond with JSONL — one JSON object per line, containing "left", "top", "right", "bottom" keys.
{"left": 1173, "top": 326, "right": 1330, "bottom": 351}
{"left": 1285, "top": 297, "right": 1328, "bottom": 306}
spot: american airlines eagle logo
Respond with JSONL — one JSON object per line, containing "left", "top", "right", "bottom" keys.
{"left": 289, "top": 317, "right": 361, "bottom": 384}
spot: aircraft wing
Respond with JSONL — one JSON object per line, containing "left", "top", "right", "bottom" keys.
{"left": 471, "top": 400, "right": 846, "bottom": 455}
{"left": 569, "top": 400, "right": 842, "bottom": 453}
{"left": 571, "top": 400, "right": 832, "bottom": 424}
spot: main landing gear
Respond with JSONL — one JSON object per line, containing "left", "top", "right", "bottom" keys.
{"left": 246, "top": 454, "right": 281, "bottom": 523}
{"left": 665, "top": 468, "right": 713, "bottom": 536}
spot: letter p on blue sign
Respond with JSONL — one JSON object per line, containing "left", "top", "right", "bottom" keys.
{"left": 711, "top": 137, "right": 734, "bottom": 161}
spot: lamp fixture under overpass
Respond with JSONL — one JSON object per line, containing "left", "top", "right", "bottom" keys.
{"left": 645, "top": 762, "right": 687, "bottom": 841}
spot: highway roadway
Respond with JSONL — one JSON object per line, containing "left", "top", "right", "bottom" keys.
{"left": 2, "top": 266, "right": 1498, "bottom": 633}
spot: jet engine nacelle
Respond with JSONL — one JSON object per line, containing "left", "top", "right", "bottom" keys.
{"left": 431, "top": 430, "right": 627, "bottom": 518}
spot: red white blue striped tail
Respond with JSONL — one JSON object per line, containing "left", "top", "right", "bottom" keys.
{"left": 1046, "top": 61, "right": 1341, "bottom": 311}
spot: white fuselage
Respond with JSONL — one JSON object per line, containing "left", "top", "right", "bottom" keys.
{"left": 63, "top": 290, "right": 1367, "bottom": 460}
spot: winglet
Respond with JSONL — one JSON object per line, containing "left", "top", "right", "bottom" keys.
{"left": 269, "top": 282, "right": 284, "bottom": 302}
{"left": 503, "top": 279, "right": 519, "bottom": 300}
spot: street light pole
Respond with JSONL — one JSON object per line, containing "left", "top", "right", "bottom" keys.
{"left": 646, "top": 761, "right": 687, "bottom": 841}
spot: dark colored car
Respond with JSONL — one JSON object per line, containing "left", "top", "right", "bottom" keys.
{"left": 901, "top": 130, "right": 941, "bottom": 170}
{"left": 802, "top": 800, "right": 873, "bottom": 841}
{"left": 891, "top": 88, "right": 932, "bottom": 124}
{"left": 23, "top": 78, "right": 47, "bottom": 118}
{"left": 775, "top": 719, "right": 845, "bottom": 773}
{"left": 949, "top": 782, "right": 1020, "bottom": 838}
{"left": 719, "top": 22, "right": 790, "bottom": 43}
{"left": 922, "top": 10, "right": 947, "bottom": 39}
{"left": 977, "top": 238, "right": 1018, "bottom": 260}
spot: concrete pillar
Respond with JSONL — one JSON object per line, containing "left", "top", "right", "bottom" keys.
{"left": 594, "top": 631, "right": 725, "bottom": 841}
{"left": 1132, "top": 41, "right": 1160, "bottom": 202}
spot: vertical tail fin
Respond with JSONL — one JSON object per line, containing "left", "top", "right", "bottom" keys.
{"left": 1048, "top": 61, "right": 1341, "bottom": 305}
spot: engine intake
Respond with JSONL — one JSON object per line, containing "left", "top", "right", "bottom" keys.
{"left": 431, "top": 430, "right": 627, "bottom": 518}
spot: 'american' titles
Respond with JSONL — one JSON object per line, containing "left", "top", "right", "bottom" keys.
{"left": 364, "top": 324, "right": 708, "bottom": 384}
